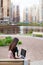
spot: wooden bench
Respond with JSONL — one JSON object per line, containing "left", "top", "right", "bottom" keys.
{"left": 0, "top": 59, "right": 30, "bottom": 65}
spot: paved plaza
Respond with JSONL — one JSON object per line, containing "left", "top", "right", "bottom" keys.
{"left": 0, "top": 36, "right": 43, "bottom": 62}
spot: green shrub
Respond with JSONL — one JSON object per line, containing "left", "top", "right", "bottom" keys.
{"left": 18, "top": 41, "right": 22, "bottom": 45}
{"left": 0, "top": 36, "right": 13, "bottom": 46}
{"left": 5, "top": 36, "right": 13, "bottom": 45}
{"left": 35, "top": 34, "right": 42, "bottom": 37}
{"left": 0, "top": 36, "right": 22, "bottom": 46}
{"left": 0, "top": 39, "right": 5, "bottom": 46}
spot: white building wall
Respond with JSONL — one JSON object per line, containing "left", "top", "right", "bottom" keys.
{"left": 32, "top": 5, "right": 37, "bottom": 22}
{"left": 39, "top": 0, "right": 43, "bottom": 22}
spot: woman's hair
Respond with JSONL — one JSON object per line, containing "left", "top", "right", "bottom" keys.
{"left": 9, "top": 37, "right": 19, "bottom": 51}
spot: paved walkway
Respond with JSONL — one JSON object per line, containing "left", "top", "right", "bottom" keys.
{"left": 0, "top": 36, "right": 43, "bottom": 62}
{"left": 30, "top": 60, "right": 43, "bottom": 65}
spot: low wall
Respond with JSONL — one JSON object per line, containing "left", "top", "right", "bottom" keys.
{"left": 0, "top": 59, "right": 30, "bottom": 65}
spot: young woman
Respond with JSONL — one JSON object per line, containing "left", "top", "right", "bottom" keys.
{"left": 8, "top": 37, "right": 19, "bottom": 59}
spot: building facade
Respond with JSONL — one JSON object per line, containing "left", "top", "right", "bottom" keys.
{"left": 0, "top": 0, "right": 11, "bottom": 24}
{"left": 23, "top": 9, "right": 26, "bottom": 21}
{"left": 13, "top": 6, "right": 16, "bottom": 23}
{"left": 36, "top": 7, "right": 39, "bottom": 23}
{"left": 28, "top": 8, "right": 32, "bottom": 23}
{"left": 39, "top": 0, "right": 43, "bottom": 22}
{"left": 32, "top": 6, "right": 37, "bottom": 22}
{"left": 11, "top": 5, "right": 20, "bottom": 24}
{"left": 15, "top": 5, "right": 20, "bottom": 23}
{"left": 23, "top": 8, "right": 29, "bottom": 23}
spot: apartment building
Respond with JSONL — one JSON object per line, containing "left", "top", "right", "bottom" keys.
{"left": 16, "top": 5, "right": 20, "bottom": 23}
{"left": 39, "top": 0, "right": 43, "bottom": 22}
{"left": 28, "top": 8, "right": 32, "bottom": 22}
{"left": 23, "top": 8, "right": 29, "bottom": 23}
{"left": 0, "top": 0, "right": 11, "bottom": 24}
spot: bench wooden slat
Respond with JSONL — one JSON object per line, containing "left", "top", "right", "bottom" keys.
{"left": 0, "top": 62, "right": 24, "bottom": 65}
{"left": 0, "top": 59, "right": 30, "bottom": 65}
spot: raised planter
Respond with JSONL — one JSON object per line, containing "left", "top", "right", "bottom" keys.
{"left": 32, "top": 32, "right": 43, "bottom": 37}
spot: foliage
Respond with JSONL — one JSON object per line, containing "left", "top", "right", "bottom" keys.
{"left": 0, "top": 22, "right": 43, "bottom": 26}
{"left": 0, "top": 36, "right": 22, "bottom": 46}
{"left": 35, "top": 34, "right": 43, "bottom": 37}
{"left": 5, "top": 36, "right": 13, "bottom": 45}
{"left": 29, "top": 29, "right": 33, "bottom": 34}
{"left": 18, "top": 41, "right": 22, "bottom": 45}
{"left": 0, "top": 36, "right": 13, "bottom": 46}
{"left": 0, "top": 39, "right": 5, "bottom": 46}
{"left": 17, "top": 22, "right": 43, "bottom": 26}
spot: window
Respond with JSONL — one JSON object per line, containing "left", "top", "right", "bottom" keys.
{"left": 1, "top": 0, "right": 3, "bottom": 7}
{"left": 7, "top": 8, "right": 9, "bottom": 16}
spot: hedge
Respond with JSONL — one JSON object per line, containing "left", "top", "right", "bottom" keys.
{"left": 0, "top": 36, "right": 13, "bottom": 46}
{"left": 0, "top": 36, "right": 22, "bottom": 46}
